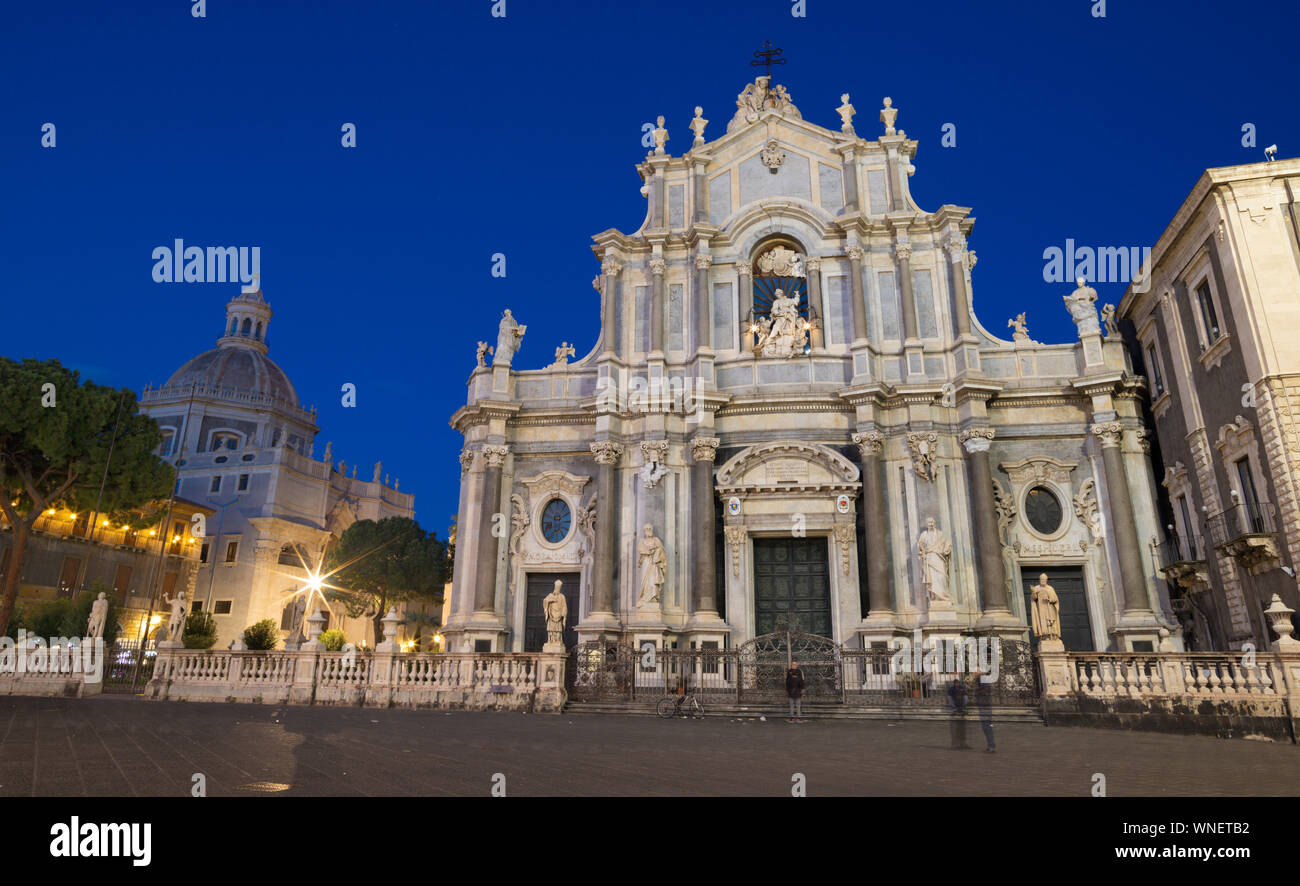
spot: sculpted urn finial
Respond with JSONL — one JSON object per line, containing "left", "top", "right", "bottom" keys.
{"left": 652, "top": 115, "right": 669, "bottom": 155}
{"left": 880, "top": 97, "right": 898, "bottom": 136}
{"left": 836, "top": 93, "right": 856, "bottom": 133}
{"left": 689, "top": 106, "right": 708, "bottom": 146}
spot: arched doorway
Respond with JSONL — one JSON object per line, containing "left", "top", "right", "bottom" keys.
{"left": 743, "top": 237, "right": 821, "bottom": 356}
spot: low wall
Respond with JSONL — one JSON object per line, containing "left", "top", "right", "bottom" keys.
{"left": 1039, "top": 650, "right": 1300, "bottom": 742}
{"left": 145, "top": 646, "right": 567, "bottom": 713}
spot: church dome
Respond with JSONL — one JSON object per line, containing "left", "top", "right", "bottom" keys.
{"left": 163, "top": 286, "right": 299, "bottom": 406}
{"left": 165, "top": 346, "right": 299, "bottom": 406}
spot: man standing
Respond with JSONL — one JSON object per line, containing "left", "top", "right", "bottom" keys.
{"left": 974, "top": 670, "right": 996, "bottom": 753}
{"left": 947, "top": 676, "right": 969, "bottom": 749}
{"left": 786, "top": 659, "right": 806, "bottom": 723}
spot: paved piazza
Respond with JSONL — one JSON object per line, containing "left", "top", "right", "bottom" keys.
{"left": 1, "top": 696, "right": 1295, "bottom": 797}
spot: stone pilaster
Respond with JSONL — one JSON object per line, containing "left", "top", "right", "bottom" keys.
{"left": 473, "top": 445, "right": 508, "bottom": 613}
{"left": 737, "top": 261, "right": 753, "bottom": 351}
{"left": 689, "top": 436, "right": 721, "bottom": 617}
{"left": 1091, "top": 422, "right": 1152, "bottom": 617}
{"left": 805, "top": 257, "right": 825, "bottom": 349}
{"left": 694, "top": 253, "right": 713, "bottom": 353}
{"left": 852, "top": 431, "right": 894, "bottom": 632}
{"left": 845, "top": 245, "right": 868, "bottom": 342}
{"left": 584, "top": 441, "right": 624, "bottom": 636}
{"left": 960, "top": 428, "right": 1020, "bottom": 632}
{"left": 601, "top": 257, "right": 622, "bottom": 357}
{"left": 649, "top": 254, "right": 666, "bottom": 354}
{"left": 945, "top": 239, "right": 972, "bottom": 338}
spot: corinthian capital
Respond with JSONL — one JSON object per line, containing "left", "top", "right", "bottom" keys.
{"left": 895, "top": 243, "right": 913, "bottom": 261}
{"left": 590, "top": 440, "right": 625, "bottom": 465}
{"left": 1090, "top": 421, "right": 1124, "bottom": 449}
{"left": 694, "top": 254, "right": 714, "bottom": 270}
{"left": 852, "top": 431, "right": 884, "bottom": 457}
{"left": 649, "top": 257, "right": 667, "bottom": 276}
{"left": 601, "top": 257, "right": 623, "bottom": 276}
{"left": 459, "top": 449, "right": 475, "bottom": 476}
{"left": 845, "top": 245, "right": 864, "bottom": 262}
{"left": 805, "top": 257, "right": 821, "bottom": 272}
{"left": 944, "top": 238, "right": 966, "bottom": 262}
{"left": 959, "top": 427, "right": 995, "bottom": 454}
{"left": 481, "top": 445, "right": 509, "bottom": 468}
{"left": 736, "top": 260, "right": 751, "bottom": 277}
{"left": 691, "top": 436, "right": 721, "bottom": 463}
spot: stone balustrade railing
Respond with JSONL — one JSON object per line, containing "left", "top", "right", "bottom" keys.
{"left": 146, "top": 646, "right": 565, "bottom": 712}
{"left": 1040, "top": 648, "right": 1300, "bottom": 740}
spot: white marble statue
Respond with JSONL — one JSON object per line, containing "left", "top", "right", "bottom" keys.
{"left": 689, "top": 106, "right": 708, "bottom": 145}
{"left": 1008, "top": 312, "right": 1031, "bottom": 342}
{"left": 543, "top": 579, "right": 568, "bottom": 647}
{"left": 86, "top": 592, "right": 109, "bottom": 639}
{"left": 880, "top": 97, "right": 898, "bottom": 135}
{"left": 1031, "top": 573, "right": 1061, "bottom": 641}
{"left": 836, "top": 93, "right": 856, "bottom": 132}
{"left": 636, "top": 524, "right": 667, "bottom": 608}
{"left": 164, "top": 590, "right": 187, "bottom": 643}
{"left": 757, "top": 289, "right": 808, "bottom": 358}
{"left": 1101, "top": 303, "right": 1119, "bottom": 337}
{"left": 476, "top": 341, "right": 493, "bottom": 367}
{"left": 652, "top": 115, "right": 669, "bottom": 155}
{"left": 494, "top": 309, "right": 526, "bottom": 365}
{"left": 1064, "top": 277, "right": 1101, "bottom": 337}
{"left": 551, "top": 342, "right": 575, "bottom": 367}
{"left": 916, "top": 517, "right": 952, "bottom": 603}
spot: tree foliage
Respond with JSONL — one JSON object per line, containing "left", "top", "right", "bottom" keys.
{"left": 324, "top": 517, "right": 448, "bottom": 643}
{"left": 0, "top": 358, "right": 174, "bottom": 636}
{"left": 243, "top": 619, "right": 280, "bottom": 651}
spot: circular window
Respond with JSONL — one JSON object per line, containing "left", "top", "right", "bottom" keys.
{"left": 540, "top": 498, "right": 572, "bottom": 543}
{"left": 1024, "top": 486, "right": 1064, "bottom": 535}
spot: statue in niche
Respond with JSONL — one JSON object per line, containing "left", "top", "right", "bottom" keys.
{"left": 1064, "top": 277, "right": 1101, "bottom": 337}
{"left": 756, "top": 289, "right": 808, "bottom": 359}
{"left": 1031, "top": 573, "right": 1061, "bottom": 641}
{"left": 916, "top": 517, "right": 953, "bottom": 604}
{"left": 494, "top": 309, "right": 526, "bottom": 365}
{"left": 636, "top": 524, "right": 667, "bottom": 609}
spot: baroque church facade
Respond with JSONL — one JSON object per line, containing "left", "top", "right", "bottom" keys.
{"left": 447, "top": 75, "right": 1177, "bottom": 657}
{"left": 139, "top": 287, "right": 415, "bottom": 649}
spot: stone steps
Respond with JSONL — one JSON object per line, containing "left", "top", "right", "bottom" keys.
{"left": 564, "top": 700, "right": 1045, "bottom": 723}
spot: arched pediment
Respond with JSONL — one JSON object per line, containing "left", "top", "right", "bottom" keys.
{"left": 715, "top": 441, "right": 860, "bottom": 493}
{"left": 721, "top": 199, "right": 834, "bottom": 252}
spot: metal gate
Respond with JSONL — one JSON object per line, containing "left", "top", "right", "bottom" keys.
{"left": 566, "top": 641, "right": 637, "bottom": 702}
{"left": 102, "top": 638, "right": 155, "bottom": 693}
{"left": 736, "top": 630, "right": 842, "bottom": 703}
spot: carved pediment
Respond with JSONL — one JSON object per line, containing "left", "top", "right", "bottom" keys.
{"left": 715, "top": 441, "right": 860, "bottom": 493}
{"left": 999, "top": 456, "right": 1077, "bottom": 488}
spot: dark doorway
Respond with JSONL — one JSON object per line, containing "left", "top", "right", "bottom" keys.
{"left": 752, "top": 536, "right": 832, "bottom": 637}
{"left": 1020, "top": 566, "right": 1094, "bottom": 651}
{"left": 524, "top": 572, "right": 580, "bottom": 652}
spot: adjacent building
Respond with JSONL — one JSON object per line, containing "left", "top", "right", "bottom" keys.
{"left": 138, "top": 286, "right": 415, "bottom": 648}
{"left": 448, "top": 75, "right": 1178, "bottom": 658}
{"left": 1120, "top": 157, "right": 1300, "bottom": 651}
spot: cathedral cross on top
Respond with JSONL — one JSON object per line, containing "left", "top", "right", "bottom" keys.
{"left": 750, "top": 40, "right": 786, "bottom": 79}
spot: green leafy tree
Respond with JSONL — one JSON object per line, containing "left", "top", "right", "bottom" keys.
{"left": 319, "top": 628, "right": 347, "bottom": 651}
{"left": 0, "top": 358, "right": 174, "bottom": 636}
{"left": 324, "top": 517, "right": 448, "bottom": 645}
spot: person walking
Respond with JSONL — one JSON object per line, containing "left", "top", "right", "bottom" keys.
{"left": 974, "top": 670, "right": 996, "bottom": 752}
{"left": 786, "top": 659, "right": 806, "bottom": 723}
{"left": 947, "top": 675, "right": 969, "bottom": 749}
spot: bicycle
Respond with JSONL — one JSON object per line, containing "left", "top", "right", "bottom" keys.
{"left": 656, "top": 691, "right": 705, "bottom": 719}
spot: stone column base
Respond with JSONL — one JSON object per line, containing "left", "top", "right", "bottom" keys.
{"left": 534, "top": 652, "right": 567, "bottom": 713}
{"left": 974, "top": 607, "right": 1029, "bottom": 640}
{"left": 1111, "top": 612, "right": 1165, "bottom": 651}
{"left": 1037, "top": 648, "right": 1072, "bottom": 699}
{"left": 576, "top": 610, "right": 624, "bottom": 643}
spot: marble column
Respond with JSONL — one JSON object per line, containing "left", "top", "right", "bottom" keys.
{"left": 960, "top": 429, "right": 1011, "bottom": 614}
{"left": 852, "top": 432, "right": 893, "bottom": 619}
{"left": 945, "top": 240, "right": 972, "bottom": 338}
{"left": 737, "top": 262, "right": 753, "bottom": 350}
{"left": 452, "top": 450, "right": 474, "bottom": 614}
{"left": 650, "top": 255, "right": 666, "bottom": 353}
{"left": 473, "top": 445, "right": 508, "bottom": 613}
{"left": 589, "top": 441, "right": 624, "bottom": 616}
{"left": 805, "top": 257, "right": 824, "bottom": 349}
{"left": 1092, "top": 421, "right": 1152, "bottom": 613}
{"left": 845, "top": 246, "right": 868, "bottom": 342}
{"left": 896, "top": 243, "right": 918, "bottom": 341}
{"left": 690, "top": 436, "right": 721, "bottom": 614}
{"left": 693, "top": 160, "right": 708, "bottom": 224}
{"left": 694, "top": 253, "right": 712, "bottom": 352}
{"left": 601, "top": 257, "right": 622, "bottom": 357}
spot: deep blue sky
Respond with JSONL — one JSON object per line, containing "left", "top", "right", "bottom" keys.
{"left": 3, "top": 0, "right": 1296, "bottom": 538}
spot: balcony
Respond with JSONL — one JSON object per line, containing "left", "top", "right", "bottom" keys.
{"left": 1155, "top": 533, "right": 1209, "bottom": 590}
{"left": 1207, "top": 501, "right": 1280, "bottom": 574}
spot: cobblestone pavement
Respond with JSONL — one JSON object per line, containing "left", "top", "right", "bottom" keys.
{"left": 1, "top": 696, "right": 1296, "bottom": 797}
